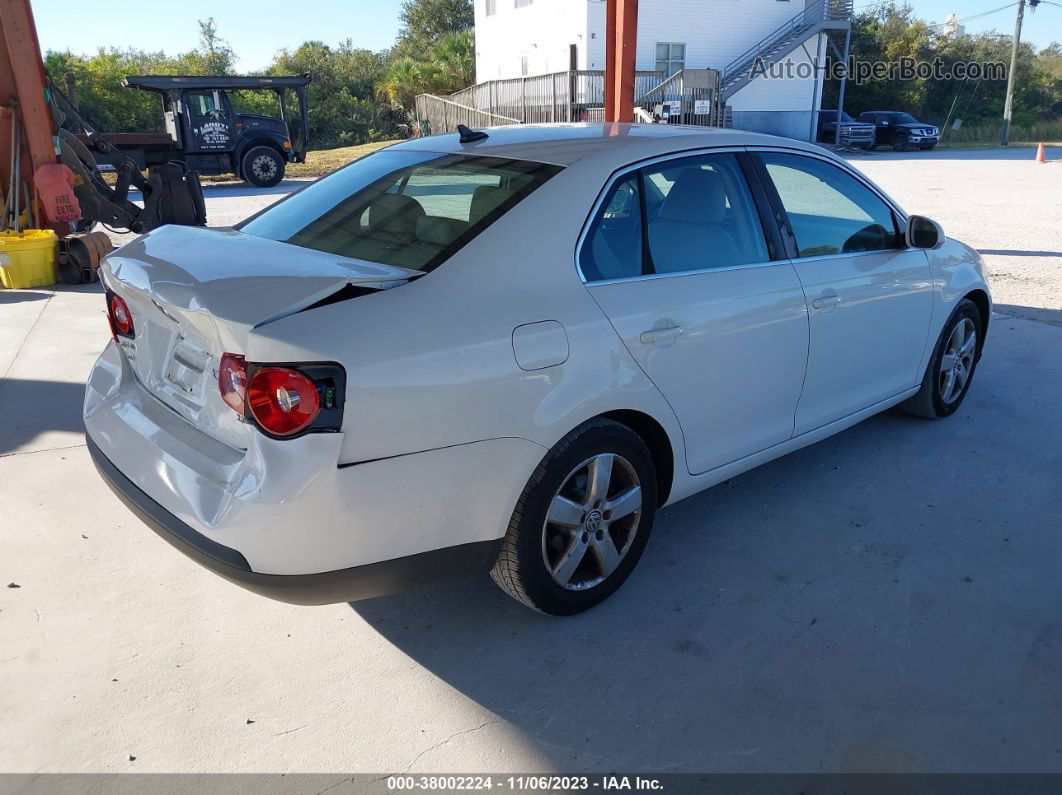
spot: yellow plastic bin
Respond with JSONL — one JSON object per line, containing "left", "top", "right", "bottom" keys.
{"left": 0, "top": 229, "right": 58, "bottom": 289}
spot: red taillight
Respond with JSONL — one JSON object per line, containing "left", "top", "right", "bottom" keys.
{"left": 246, "top": 367, "right": 321, "bottom": 437}
{"left": 218, "top": 353, "right": 247, "bottom": 413}
{"left": 107, "top": 291, "right": 134, "bottom": 338}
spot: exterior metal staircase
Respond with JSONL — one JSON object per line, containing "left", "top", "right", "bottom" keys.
{"left": 721, "top": 0, "right": 852, "bottom": 100}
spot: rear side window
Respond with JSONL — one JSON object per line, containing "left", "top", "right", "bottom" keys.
{"left": 240, "top": 150, "right": 561, "bottom": 272}
{"left": 642, "top": 154, "right": 768, "bottom": 273}
{"left": 759, "top": 152, "right": 901, "bottom": 257}
{"left": 580, "top": 152, "right": 770, "bottom": 282}
{"left": 579, "top": 174, "right": 643, "bottom": 281}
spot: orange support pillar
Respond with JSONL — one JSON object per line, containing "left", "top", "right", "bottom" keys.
{"left": 604, "top": 0, "right": 639, "bottom": 123}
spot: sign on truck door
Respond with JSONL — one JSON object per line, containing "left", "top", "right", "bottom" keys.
{"left": 185, "top": 91, "right": 233, "bottom": 152}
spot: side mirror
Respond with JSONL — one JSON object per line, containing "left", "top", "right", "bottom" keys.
{"left": 905, "top": 215, "right": 945, "bottom": 250}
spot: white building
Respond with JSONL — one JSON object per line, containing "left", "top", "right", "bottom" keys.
{"left": 473, "top": 0, "right": 849, "bottom": 141}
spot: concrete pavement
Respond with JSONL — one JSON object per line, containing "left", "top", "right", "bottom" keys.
{"left": 1, "top": 154, "right": 1060, "bottom": 774}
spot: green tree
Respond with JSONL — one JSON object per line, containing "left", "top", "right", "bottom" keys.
{"left": 396, "top": 0, "right": 473, "bottom": 57}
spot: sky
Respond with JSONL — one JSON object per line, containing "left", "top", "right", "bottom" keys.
{"left": 32, "top": 0, "right": 1062, "bottom": 70}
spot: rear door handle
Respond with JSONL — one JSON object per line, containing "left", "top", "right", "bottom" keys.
{"left": 812, "top": 293, "right": 841, "bottom": 310}
{"left": 639, "top": 323, "right": 684, "bottom": 345}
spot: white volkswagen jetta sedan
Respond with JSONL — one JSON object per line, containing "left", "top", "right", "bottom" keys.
{"left": 84, "top": 124, "right": 990, "bottom": 615}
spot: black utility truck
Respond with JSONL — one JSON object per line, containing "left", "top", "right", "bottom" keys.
{"left": 80, "top": 75, "right": 311, "bottom": 187}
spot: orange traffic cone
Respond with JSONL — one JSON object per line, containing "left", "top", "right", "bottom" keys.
{"left": 1036, "top": 142, "right": 1047, "bottom": 163}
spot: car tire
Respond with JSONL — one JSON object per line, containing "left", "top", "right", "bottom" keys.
{"left": 491, "top": 418, "right": 658, "bottom": 616}
{"left": 893, "top": 133, "right": 909, "bottom": 152}
{"left": 901, "top": 299, "right": 983, "bottom": 419}
{"left": 241, "top": 146, "right": 285, "bottom": 188}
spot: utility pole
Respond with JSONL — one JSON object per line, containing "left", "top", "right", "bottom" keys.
{"left": 1000, "top": 0, "right": 1025, "bottom": 146}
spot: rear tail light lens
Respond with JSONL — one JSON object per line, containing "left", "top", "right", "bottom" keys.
{"left": 246, "top": 366, "right": 322, "bottom": 437}
{"left": 218, "top": 356, "right": 343, "bottom": 439}
{"left": 106, "top": 291, "right": 134, "bottom": 339}
{"left": 218, "top": 353, "right": 247, "bottom": 412}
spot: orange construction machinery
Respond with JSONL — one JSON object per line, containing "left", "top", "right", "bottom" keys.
{"left": 1, "top": 0, "right": 205, "bottom": 286}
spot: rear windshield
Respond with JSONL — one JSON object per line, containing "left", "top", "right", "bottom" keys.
{"left": 239, "top": 150, "right": 562, "bottom": 272}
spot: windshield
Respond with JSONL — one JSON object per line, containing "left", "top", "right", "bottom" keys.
{"left": 239, "top": 150, "right": 562, "bottom": 272}
{"left": 820, "top": 111, "right": 854, "bottom": 122}
{"left": 891, "top": 113, "right": 919, "bottom": 124}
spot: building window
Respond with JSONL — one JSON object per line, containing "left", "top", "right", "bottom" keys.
{"left": 655, "top": 42, "right": 685, "bottom": 76}
{"left": 520, "top": 56, "right": 529, "bottom": 75}
{"left": 485, "top": 0, "right": 496, "bottom": 14}
{"left": 514, "top": 0, "right": 532, "bottom": 7}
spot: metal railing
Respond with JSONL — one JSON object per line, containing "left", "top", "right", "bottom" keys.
{"left": 722, "top": 0, "right": 853, "bottom": 88}
{"left": 417, "top": 69, "right": 671, "bottom": 133}
{"left": 636, "top": 70, "right": 727, "bottom": 127}
{"left": 416, "top": 68, "right": 729, "bottom": 133}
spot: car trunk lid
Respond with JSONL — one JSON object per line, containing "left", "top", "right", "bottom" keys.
{"left": 103, "top": 224, "right": 414, "bottom": 449}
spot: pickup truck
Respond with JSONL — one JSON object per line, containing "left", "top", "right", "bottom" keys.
{"left": 856, "top": 111, "right": 940, "bottom": 151}
{"left": 816, "top": 110, "right": 875, "bottom": 149}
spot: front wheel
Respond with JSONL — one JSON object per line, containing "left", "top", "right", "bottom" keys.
{"left": 241, "top": 146, "right": 285, "bottom": 188}
{"left": 901, "top": 299, "right": 982, "bottom": 418}
{"left": 893, "top": 133, "right": 909, "bottom": 152}
{"left": 491, "top": 419, "right": 657, "bottom": 615}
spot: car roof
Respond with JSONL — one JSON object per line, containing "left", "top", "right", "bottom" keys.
{"left": 388, "top": 123, "right": 825, "bottom": 167}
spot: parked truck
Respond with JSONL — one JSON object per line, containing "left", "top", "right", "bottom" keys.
{"left": 78, "top": 75, "right": 312, "bottom": 188}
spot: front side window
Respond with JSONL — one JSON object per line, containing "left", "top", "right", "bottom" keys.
{"left": 187, "top": 92, "right": 218, "bottom": 117}
{"left": 655, "top": 42, "right": 685, "bottom": 76}
{"left": 580, "top": 152, "right": 770, "bottom": 282}
{"left": 759, "top": 152, "right": 901, "bottom": 258}
{"left": 240, "top": 151, "right": 561, "bottom": 272}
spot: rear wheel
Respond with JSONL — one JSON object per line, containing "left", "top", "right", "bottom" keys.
{"left": 901, "top": 299, "right": 982, "bottom": 419}
{"left": 491, "top": 419, "right": 657, "bottom": 615}
{"left": 893, "top": 132, "right": 909, "bottom": 152}
{"left": 241, "top": 146, "right": 285, "bottom": 188}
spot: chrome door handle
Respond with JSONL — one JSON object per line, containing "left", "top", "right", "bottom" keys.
{"left": 812, "top": 293, "right": 841, "bottom": 310}
{"left": 639, "top": 324, "right": 684, "bottom": 344}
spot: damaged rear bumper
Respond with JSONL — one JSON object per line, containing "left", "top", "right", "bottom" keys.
{"left": 87, "top": 435, "right": 501, "bottom": 605}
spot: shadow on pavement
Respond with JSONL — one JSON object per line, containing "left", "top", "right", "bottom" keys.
{"left": 0, "top": 378, "right": 87, "bottom": 455}
{"left": 0, "top": 289, "right": 51, "bottom": 305}
{"left": 978, "top": 249, "right": 1062, "bottom": 259}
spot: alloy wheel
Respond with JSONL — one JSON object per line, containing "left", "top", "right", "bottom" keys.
{"left": 939, "top": 317, "right": 977, "bottom": 404}
{"left": 541, "top": 453, "right": 643, "bottom": 591}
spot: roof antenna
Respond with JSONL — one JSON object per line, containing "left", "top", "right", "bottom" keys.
{"left": 457, "top": 124, "right": 489, "bottom": 143}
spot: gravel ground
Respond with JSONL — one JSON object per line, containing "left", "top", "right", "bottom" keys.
{"left": 2, "top": 146, "right": 1060, "bottom": 775}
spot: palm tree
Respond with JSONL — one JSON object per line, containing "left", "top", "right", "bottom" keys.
{"left": 429, "top": 29, "right": 475, "bottom": 94}
{"left": 375, "top": 57, "right": 426, "bottom": 112}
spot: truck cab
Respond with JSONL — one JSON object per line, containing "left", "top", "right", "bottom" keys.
{"left": 91, "top": 75, "right": 311, "bottom": 187}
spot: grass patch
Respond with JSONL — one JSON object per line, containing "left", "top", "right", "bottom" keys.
{"left": 285, "top": 140, "right": 399, "bottom": 179}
